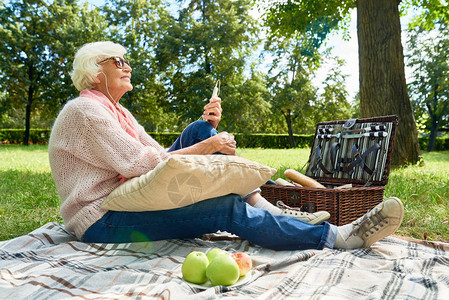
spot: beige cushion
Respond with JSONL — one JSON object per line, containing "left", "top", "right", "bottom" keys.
{"left": 101, "top": 154, "right": 276, "bottom": 212}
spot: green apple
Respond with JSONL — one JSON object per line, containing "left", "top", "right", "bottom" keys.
{"left": 206, "top": 254, "right": 240, "bottom": 286}
{"left": 181, "top": 251, "right": 209, "bottom": 284}
{"left": 206, "top": 248, "right": 227, "bottom": 262}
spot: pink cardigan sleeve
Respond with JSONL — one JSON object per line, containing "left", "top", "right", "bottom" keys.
{"left": 73, "top": 100, "right": 170, "bottom": 178}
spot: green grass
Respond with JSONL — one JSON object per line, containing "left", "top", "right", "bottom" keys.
{"left": 237, "top": 148, "right": 311, "bottom": 180}
{"left": 385, "top": 152, "right": 449, "bottom": 241}
{"left": 1, "top": 145, "right": 448, "bottom": 242}
{"left": 0, "top": 145, "right": 63, "bottom": 240}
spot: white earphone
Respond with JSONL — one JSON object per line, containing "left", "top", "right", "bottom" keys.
{"left": 99, "top": 71, "right": 118, "bottom": 105}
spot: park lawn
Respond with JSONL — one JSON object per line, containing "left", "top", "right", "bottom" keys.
{"left": 1, "top": 144, "right": 448, "bottom": 242}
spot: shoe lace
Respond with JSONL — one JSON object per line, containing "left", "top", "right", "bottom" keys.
{"left": 276, "top": 201, "right": 309, "bottom": 216}
{"left": 276, "top": 200, "right": 289, "bottom": 209}
{"left": 349, "top": 207, "right": 388, "bottom": 238}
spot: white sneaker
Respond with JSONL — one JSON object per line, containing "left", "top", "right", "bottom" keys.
{"left": 346, "top": 197, "right": 404, "bottom": 248}
{"left": 276, "top": 201, "right": 330, "bottom": 225}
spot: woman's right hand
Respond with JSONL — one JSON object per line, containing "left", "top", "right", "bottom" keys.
{"left": 167, "top": 131, "right": 236, "bottom": 156}
{"left": 210, "top": 132, "right": 236, "bottom": 155}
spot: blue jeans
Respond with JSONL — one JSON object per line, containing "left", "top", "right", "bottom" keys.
{"left": 168, "top": 120, "right": 220, "bottom": 152}
{"left": 83, "top": 120, "right": 334, "bottom": 250}
{"left": 83, "top": 194, "right": 330, "bottom": 250}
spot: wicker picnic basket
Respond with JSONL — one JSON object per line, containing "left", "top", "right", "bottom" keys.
{"left": 261, "top": 115, "right": 398, "bottom": 225}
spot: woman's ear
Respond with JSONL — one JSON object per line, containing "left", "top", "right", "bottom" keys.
{"left": 93, "top": 73, "right": 101, "bottom": 84}
{"left": 91, "top": 72, "right": 103, "bottom": 90}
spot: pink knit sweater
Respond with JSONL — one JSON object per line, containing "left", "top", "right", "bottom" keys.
{"left": 48, "top": 95, "right": 170, "bottom": 239}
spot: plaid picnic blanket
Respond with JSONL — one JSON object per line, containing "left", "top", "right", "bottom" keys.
{"left": 0, "top": 222, "right": 448, "bottom": 299}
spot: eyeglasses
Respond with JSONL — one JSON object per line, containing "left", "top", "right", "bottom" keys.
{"left": 97, "top": 56, "right": 131, "bottom": 69}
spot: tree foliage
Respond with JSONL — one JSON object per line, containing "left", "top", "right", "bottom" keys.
{"left": 314, "top": 57, "right": 353, "bottom": 123}
{"left": 406, "top": 0, "right": 449, "bottom": 29}
{"left": 0, "top": 0, "right": 107, "bottom": 144}
{"left": 261, "top": 4, "right": 354, "bottom": 146}
{"left": 0, "top": 0, "right": 352, "bottom": 144}
{"left": 259, "top": 0, "right": 354, "bottom": 42}
{"left": 102, "top": 0, "right": 177, "bottom": 131}
{"left": 257, "top": 0, "right": 428, "bottom": 165}
{"left": 263, "top": 33, "right": 319, "bottom": 146}
{"left": 407, "top": 20, "right": 449, "bottom": 151}
{"left": 155, "top": 0, "right": 270, "bottom": 132}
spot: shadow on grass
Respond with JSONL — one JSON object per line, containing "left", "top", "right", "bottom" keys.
{"left": 0, "top": 144, "right": 48, "bottom": 152}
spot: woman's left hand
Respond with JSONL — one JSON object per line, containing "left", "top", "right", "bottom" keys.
{"left": 202, "top": 96, "right": 222, "bottom": 129}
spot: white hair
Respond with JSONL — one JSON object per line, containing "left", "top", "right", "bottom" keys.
{"left": 70, "top": 41, "right": 127, "bottom": 91}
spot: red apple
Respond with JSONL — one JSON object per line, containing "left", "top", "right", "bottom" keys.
{"left": 231, "top": 252, "right": 252, "bottom": 277}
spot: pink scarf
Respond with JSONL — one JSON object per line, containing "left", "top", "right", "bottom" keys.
{"left": 80, "top": 89, "right": 138, "bottom": 183}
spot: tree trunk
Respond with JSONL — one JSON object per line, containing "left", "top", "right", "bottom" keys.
{"left": 284, "top": 110, "right": 296, "bottom": 148}
{"left": 427, "top": 118, "right": 438, "bottom": 151}
{"left": 357, "top": 0, "right": 421, "bottom": 166}
{"left": 24, "top": 90, "right": 32, "bottom": 146}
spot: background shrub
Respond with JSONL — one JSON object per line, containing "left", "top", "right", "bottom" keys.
{"left": 1, "top": 129, "right": 449, "bottom": 151}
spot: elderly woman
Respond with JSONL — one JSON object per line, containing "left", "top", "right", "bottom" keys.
{"left": 49, "top": 41, "right": 404, "bottom": 251}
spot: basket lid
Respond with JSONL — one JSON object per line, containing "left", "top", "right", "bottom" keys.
{"left": 305, "top": 115, "right": 398, "bottom": 186}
